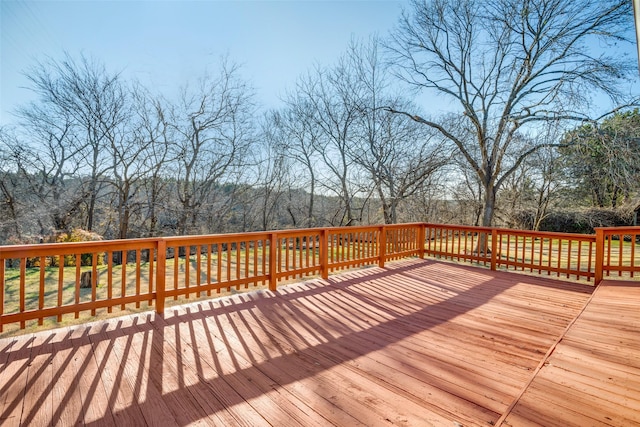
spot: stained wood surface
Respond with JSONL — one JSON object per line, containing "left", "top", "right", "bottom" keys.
{"left": 1, "top": 259, "right": 634, "bottom": 426}
{"left": 500, "top": 279, "right": 640, "bottom": 426}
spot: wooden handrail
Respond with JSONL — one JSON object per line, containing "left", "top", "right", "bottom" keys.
{"left": 2, "top": 223, "right": 640, "bottom": 332}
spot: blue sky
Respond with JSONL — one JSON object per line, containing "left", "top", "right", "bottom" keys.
{"left": 1, "top": 0, "right": 407, "bottom": 125}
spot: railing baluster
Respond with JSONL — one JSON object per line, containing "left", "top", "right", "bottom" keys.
{"left": 619, "top": 233, "right": 624, "bottom": 277}
{"left": 235, "top": 243, "right": 241, "bottom": 289}
{"left": 216, "top": 243, "right": 222, "bottom": 293}
{"left": 0, "top": 257, "right": 4, "bottom": 332}
{"left": 379, "top": 226, "right": 386, "bottom": 268}
{"left": 606, "top": 235, "right": 612, "bottom": 277}
{"left": 269, "top": 233, "right": 277, "bottom": 291}
{"left": 185, "top": 245, "right": 191, "bottom": 298}
{"left": 226, "top": 243, "right": 232, "bottom": 289}
{"left": 246, "top": 240, "right": 251, "bottom": 286}
{"left": 556, "top": 240, "right": 562, "bottom": 277}
{"left": 92, "top": 253, "right": 98, "bottom": 315}
{"left": 20, "top": 258, "right": 26, "bottom": 328}
{"left": 631, "top": 234, "right": 636, "bottom": 278}
{"left": 39, "top": 258, "right": 45, "bottom": 325}
{"left": 566, "top": 240, "right": 572, "bottom": 279}
{"left": 576, "top": 241, "right": 582, "bottom": 281}
{"left": 123, "top": 251, "right": 129, "bottom": 307}
{"left": 196, "top": 245, "right": 202, "bottom": 296}
{"left": 587, "top": 240, "right": 593, "bottom": 281}
{"left": 75, "top": 254, "right": 81, "bottom": 319}
{"left": 148, "top": 247, "right": 154, "bottom": 305}
{"left": 57, "top": 257, "right": 63, "bottom": 321}
{"left": 538, "top": 237, "right": 543, "bottom": 275}
{"left": 156, "top": 240, "right": 166, "bottom": 314}
{"left": 107, "top": 251, "right": 113, "bottom": 313}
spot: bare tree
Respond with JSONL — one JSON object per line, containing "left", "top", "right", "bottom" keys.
{"left": 295, "top": 62, "right": 368, "bottom": 226}
{"left": 13, "top": 96, "right": 87, "bottom": 235}
{"left": 388, "top": 0, "right": 635, "bottom": 226}
{"left": 255, "top": 114, "right": 290, "bottom": 230}
{"left": 498, "top": 124, "right": 566, "bottom": 230}
{"left": 344, "top": 37, "right": 449, "bottom": 224}
{"left": 105, "top": 84, "right": 148, "bottom": 240}
{"left": 269, "top": 97, "right": 323, "bottom": 227}
{"left": 132, "top": 89, "right": 174, "bottom": 237}
{"left": 0, "top": 129, "right": 25, "bottom": 240}
{"left": 23, "top": 54, "right": 129, "bottom": 231}
{"left": 168, "top": 60, "right": 255, "bottom": 235}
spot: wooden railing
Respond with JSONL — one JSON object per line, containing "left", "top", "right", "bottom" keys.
{"left": 425, "top": 224, "right": 598, "bottom": 281}
{"left": 596, "top": 226, "right": 640, "bottom": 281}
{"left": 1, "top": 223, "right": 639, "bottom": 332}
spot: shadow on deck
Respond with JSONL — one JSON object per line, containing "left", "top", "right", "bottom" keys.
{"left": 1, "top": 259, "right": 638, "bottom": 426}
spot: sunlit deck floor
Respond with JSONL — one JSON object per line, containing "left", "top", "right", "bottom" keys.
{"left": 1, "top": 259, "right": 639, "bottom": 426}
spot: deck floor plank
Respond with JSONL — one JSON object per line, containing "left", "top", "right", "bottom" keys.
{"left": 67, "top": 325, "right": 118, "bottom": 427}
{"left": 88, "top": 322, "right": 148, "bottom": 426}
{"left": 180, "top": 320, "right": 326, "bottom": 427}
{"left": 204, "top": 303, "right": 441, "bottom": 427}
{"left": 101, "top": 315, "right": 183, "bottom": 426}
{"left": 18, "top": 332, "right": 55, "bottom": 426}
{"left": 3, "top": 259, "right": 640, "bottom": 426}
{"left": 272, "top": 286, "right": 514, "bottom": 417}
{"left": 0, "top": 334, "right": 34, "bottom": 426}
{"left": 501, "top": 279, "right": 640, "bottom": 426}
{"left": 181, "top": 303, "right": 393, "bottom": 426}
{"left": 140, "top": 310, "right": 265, "bottom": 426}
{"left": 49, "top": 328, "right": 82, "bottom": 427}
{"left": 210, "top": 295, "right": 478, "bottom": 426}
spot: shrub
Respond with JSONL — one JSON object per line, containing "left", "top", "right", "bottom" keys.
{"left": 512, "top": 208, "right": 633, "bottom": 234}
{"left": 50, "top": 229, "right": 106, "bottom": 267}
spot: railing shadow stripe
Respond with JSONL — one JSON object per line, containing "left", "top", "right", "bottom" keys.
{"left": 0, "top": 259, "right": 598, "bottom": 425}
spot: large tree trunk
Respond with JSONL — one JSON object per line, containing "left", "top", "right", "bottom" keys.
{"left": 481, "top": 184, "right": 497, "bottom": 227}
{"left": 475, "top": 182, "right": 497, "bottom": 255}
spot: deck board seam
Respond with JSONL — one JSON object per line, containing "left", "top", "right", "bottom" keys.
{"left": 494, "top": 281, "right": 600, "bottom": 426}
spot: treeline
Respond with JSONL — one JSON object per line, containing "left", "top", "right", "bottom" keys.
{"left": 0, "top": 43, "right": 453, "bottom": 245}
{"left": 1, "top": 0, "right": 638, "bottom": 245}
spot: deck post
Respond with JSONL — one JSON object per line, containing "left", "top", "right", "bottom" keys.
{"left": 156, "top": 238, "right": 166, "bottom": 315}
{"left": 490, "top": 228, "right": 498, "bottom": 271}
{"left": 319, "top": 229, "right": 329, "bottom": 280}
{"left": 594, "top": 228, "right": 604, "bottom": 285}
{"left": 379, "top": 226, "right": 386, "bottom": 268}
{"left": 418, "top": 224, "right": 425, "bottom": 259}
{"left": 269, "top": 232, "right": 278, "bottom": 291}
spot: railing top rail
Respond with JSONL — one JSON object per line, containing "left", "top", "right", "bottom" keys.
{"left": 424, "top": 222, "right": 599, "bottom": 240}
{"left": 163, "top": 231, "right": 272, "bottom": 245}
{"left": 423, "top": 223, "right": 493, "bottom": 233}
{"left": 0, "top": 237, "right": 159, "bottom": 258}
{"left": 494, "top": 228, "right": 595, "bottom": 240}
{"left": 596, "top": 226, "right": 640, "bottom": 233}
{"left": 4, "top": 223, "right": 640, "bottom": 254}
{"left": 378, "top": 222, "right": 424, "bottom": 229}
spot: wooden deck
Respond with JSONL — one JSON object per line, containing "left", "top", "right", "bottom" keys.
{"left": 1, "top": 259, "right": 639, "bottom": 426}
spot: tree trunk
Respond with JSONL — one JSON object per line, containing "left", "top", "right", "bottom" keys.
{"left": 481, "top": 184, "right": 496, "bottom": 227}
{"left": 87, "top": 191, "right": 96, "bottom": 231}
{"left": 80, "top": 271, "right": 92, "bottom": 289}
{"left": 474, "top": 182, "right": 497, "bottom": 255}
{"left": 148, "top": 176, "right": 160, "bottom": 236}
{"left": 307, "top": 172, "right": 315, "bottom": 227}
